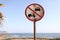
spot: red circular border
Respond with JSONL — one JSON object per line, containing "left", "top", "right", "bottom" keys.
{"left": 25, "top": 3, "right": 44, "bottom": 22}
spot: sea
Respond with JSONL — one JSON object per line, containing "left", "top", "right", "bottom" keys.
{"left": 0, "top": 33, "right": 60, "bottom": 38}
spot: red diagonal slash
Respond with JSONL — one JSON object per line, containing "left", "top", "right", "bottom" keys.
{"left": 28, "top": 7, "right": 42, "bottom": 18}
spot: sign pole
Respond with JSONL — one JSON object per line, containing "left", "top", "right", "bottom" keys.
{"left": 34, "top": 21, "right": 36, "bottom": 40}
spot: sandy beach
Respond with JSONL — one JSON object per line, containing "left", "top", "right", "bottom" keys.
{"left": 0, "top": 34, "right": 60, "bottom": 40}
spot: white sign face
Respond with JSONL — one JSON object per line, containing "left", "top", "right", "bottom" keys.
{"left": 25, "top": 3, "right": 44, "bottom": 21}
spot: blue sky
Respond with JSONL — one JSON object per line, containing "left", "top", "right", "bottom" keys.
{"left": 0, "top": 0, "right": 60, "bottom": 33}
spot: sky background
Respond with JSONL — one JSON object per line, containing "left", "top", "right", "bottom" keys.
{"left": 0, "top": 0, "right": 60, "bottom": 33}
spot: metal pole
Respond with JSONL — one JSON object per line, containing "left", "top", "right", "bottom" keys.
{"left": 34, "top": 21, "right": 36, "bottom": 40}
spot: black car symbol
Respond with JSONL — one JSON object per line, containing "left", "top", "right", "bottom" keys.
{"left": 28, "top": 14, "right": 35, "bottom": 18}
{"left": 35, "top": 7, "right": 40, "bottom": 11}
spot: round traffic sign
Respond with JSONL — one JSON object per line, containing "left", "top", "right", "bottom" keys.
{"left": 25, "top": 3, "right": 44, "bottom": 21}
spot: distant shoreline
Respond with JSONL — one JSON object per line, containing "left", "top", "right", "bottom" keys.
{"left": 0, "top": 34, "right": 60, "bottom": 40}
{"left": 0, "top": 33, "right": 60, "bottom": 38}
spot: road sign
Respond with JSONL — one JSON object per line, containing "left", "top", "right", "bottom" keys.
{"left": 25, "top": 3, "right": 44, "bottom": 21}
{"left": 25, "top": 3, "right": 44, "bottom": 40}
